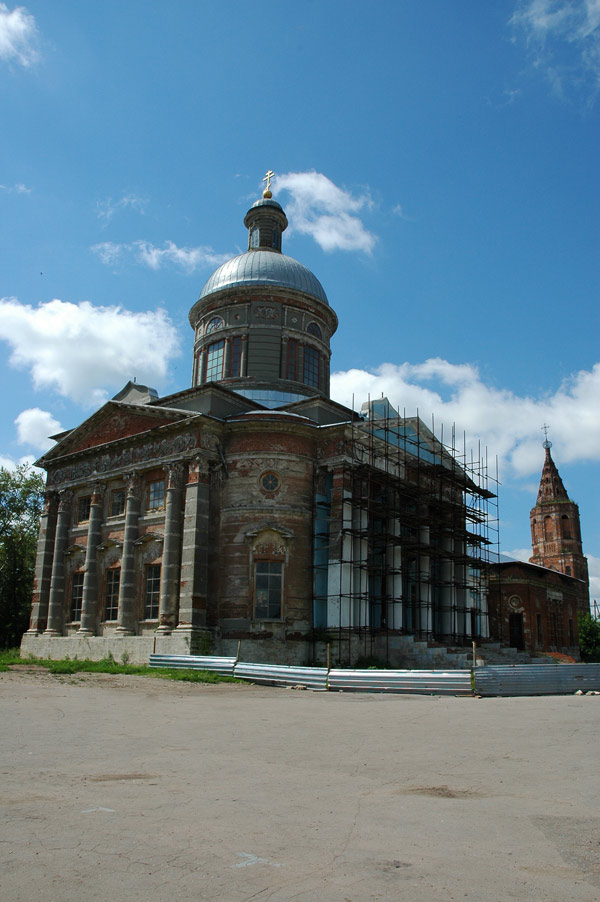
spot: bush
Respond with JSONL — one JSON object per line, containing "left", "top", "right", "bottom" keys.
{"left": 578, "top": 613, "right": 600, "bottom": 663}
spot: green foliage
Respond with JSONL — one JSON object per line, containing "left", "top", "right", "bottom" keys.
{"left": 0, "top": 649, "right": 240, "bottom": 683}
{"left": 0, "top": 466, "right": 44, "bottom": 648}
{"left": 578, "top": 613, "right": 600, "bottom": 663}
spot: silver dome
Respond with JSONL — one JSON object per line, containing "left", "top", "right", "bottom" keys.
{"left": 198, "top": 250, "right": 329, "bottom": 305}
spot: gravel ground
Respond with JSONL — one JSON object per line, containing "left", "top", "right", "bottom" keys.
{"left": 1, "top": 668, "right": 599, "bottom": 902}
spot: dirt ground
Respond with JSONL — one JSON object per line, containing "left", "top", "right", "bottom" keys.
{"left": 1, "top": 668, "right": 599, "bottom": 902}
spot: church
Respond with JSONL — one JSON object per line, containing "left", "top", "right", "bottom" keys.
{"left": 22, "top": 178, "right": 500, "bottom": 667}
{"left": 488, "top": 438, "right": 590, "bottom": 657}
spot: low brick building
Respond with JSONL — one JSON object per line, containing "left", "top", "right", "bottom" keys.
{"left": 21, "top": 185, "right": 496, "bottom": 667}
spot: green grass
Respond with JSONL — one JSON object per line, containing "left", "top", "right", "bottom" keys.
{"left": 0, "top": 649, "right": 240, "bottom": 683}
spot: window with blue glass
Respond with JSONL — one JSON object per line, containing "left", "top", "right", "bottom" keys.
{"left": 306, "top": 322, "right": 322, "bottom": 340}
{"left": 205, "top": 339, "right": 225, "bottom": 382}
{"left": 303, "top": 345, "right": 320, "bottom": 388}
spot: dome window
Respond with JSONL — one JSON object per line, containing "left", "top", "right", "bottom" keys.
{"left": 307, "top": 322, "right": 322, "bottom": 340}
{"left": 271, "top": 227, "right": 281, "bottom": 250}
{"left": 206, "top": 316, "right": 224, "bottom": 334}
{"left": 250, "top": 227, "right": 260, "bottom": 248}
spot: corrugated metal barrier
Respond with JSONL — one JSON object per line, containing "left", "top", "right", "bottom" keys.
{"left": 328, "top": 668, "right": 472, "bottom": 695}
{"left": 234, "top": 663, "right": 328, "bottom": 690}
{"left": 474, "top": 664, "right": 600, "bottom": 697}
{"left": 149, "top": 654, "right": 236, "bottom": 676}
{"left": 148, "top": 655, "right": 600, "bottom": 696}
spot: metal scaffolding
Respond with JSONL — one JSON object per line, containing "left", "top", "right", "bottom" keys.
{"left": 312, "top": 399, "right": 499, "bottom": 665}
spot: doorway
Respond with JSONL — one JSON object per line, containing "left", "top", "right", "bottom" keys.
{"left": 509, "top": 613, "right": 525, "bottom": 650}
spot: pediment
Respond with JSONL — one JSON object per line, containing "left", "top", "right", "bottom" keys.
{"left": 38, "top": 401, "right": 189, "bottom": 464}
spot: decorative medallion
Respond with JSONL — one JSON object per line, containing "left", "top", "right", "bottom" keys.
{"left": 259, "top": 471, "right": 281, "bottom": 494}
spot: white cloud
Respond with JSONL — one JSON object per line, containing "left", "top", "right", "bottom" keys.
{"left": 0, "top": 181, "right": 32, "bottom": 193}
{"left": 276, "top": 170, "right": 376, "bottom": 253}
{"left": 0, "top": 454, "right": 37, "bottom": 471}
{"left": 91, "top": 239, "right": 230, "bottom": 273}
{"left": 330, "top": 357, "right": 600, "bottom": 478}
{"left": 0, "top": 297, "right": 180, "bottom": 405}
{"left": 15, "top": 407, "right": 62, "bottom": 451}
{"left": 133, "top": 240, "right": 230, "bottom": 272}
{"left": 0, "top": 3, "right": 38, "bottom": 66}
{"left": 96, "top": 193, "right": 148, "bottom": 224}
{"left": 510, "top": 0, "right": 600, "bottom": 102}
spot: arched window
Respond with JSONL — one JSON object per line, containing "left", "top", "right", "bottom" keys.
{"left": 543, "top": 515, "right": 552, "bottom": 541}
{"left": 271, "top": 227, "right": 280, "bottom": 250}
{"left": 307, "top": 322, "right": 322, "bottom": 340}
{"left": 250, "top": 228, "right": 259, "bottom": 248}
{"left": 561, "top": 514, "right": 571, "bottom": 539}
{"left": 206, "top": 316, "right": 224, "bottom": 334}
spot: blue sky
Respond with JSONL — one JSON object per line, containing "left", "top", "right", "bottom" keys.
{"left": 1, "top": 1, "right": 598, "bottom": 599}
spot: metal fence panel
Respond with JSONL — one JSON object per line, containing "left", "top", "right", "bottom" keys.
{"left": 148, "top": 654, "right": 236, "bottom": 676}
{"left": 233, "top": 663, "right": 328, "bottom": 689}
{"left": 474, "top": 664, "right": 600, "bottom": 697}
{"left": 328, "top": 669, "right": 472, "bottom": 695}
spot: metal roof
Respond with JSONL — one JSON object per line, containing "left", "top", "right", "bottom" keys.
{"left": 198, "top": 250, "right": 329, "bottom": 305}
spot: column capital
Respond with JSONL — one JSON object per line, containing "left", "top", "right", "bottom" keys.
{"left": 164, "top": 462, "right": 186, "bottom": 491}
{"left": 58, "top": 489, "right": 73, "bottom": 512}
{"left": 123, "top": 471, "right": 141, "bottom": 498}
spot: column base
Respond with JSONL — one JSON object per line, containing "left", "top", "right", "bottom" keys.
{"left": 42, "top": 629, "right": 62, "bottom": 637}
{"left": 77, "top": 628, "right": 94, "bottom": 637}
{"left": 114, "top": 627, "right": 136, "bottom": 636}
{"left": 174, "top": 626, "right": 214, "bottom": 655}
{"left": 155, "top": 624, "right": 173, "bottom": 634}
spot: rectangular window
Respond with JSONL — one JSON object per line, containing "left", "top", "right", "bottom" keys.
{"left": 205, "top": 339, "right": 225, "bottom": 382}
{"left": 303, "top": 345, "right": 320, "bottom": 388}
{"left": 104, "top": 569, "right": 120, "bottom": 620}
{"left": 147, "top": 479, "right": 165, "bottom": 510}
{"left": 229, "top": 336, "right": 242, "bottom": 377}
{"left": 70, "top": 572, "right": 84, "bottom": 621}
{"left": 145, "top": 564, "right": 161, "bottom": 619}
{"left": 77, "top": 496, "right": 91, "bottom": 524}
{"left": 568, "top": 618, "right": 575, "bottom": 646}
{"left": 110, "top": 489, "right": 126, "bottom": 517}
{"left": 254, "top": 561, "right": 283, "bottom": 620}
{"left": 536, "top": 613, "right": 543, "bottom": 645}
{"left": 286, "top": 339, "right": 297, "bottom": 380}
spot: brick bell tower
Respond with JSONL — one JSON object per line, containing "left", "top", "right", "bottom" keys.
{"left": 529, "top": 432, "right": 589, "bottom": 589}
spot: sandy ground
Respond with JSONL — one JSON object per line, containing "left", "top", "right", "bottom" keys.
{"left": 1, "top": 668, "right": 599, "bottom": 902}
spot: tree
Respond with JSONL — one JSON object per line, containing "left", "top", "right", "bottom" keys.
{"left": 578, "top": 612, "right": 600, "bottom": 663}
{"left": 0, "top": 465, "right": 44, "bottom": 648}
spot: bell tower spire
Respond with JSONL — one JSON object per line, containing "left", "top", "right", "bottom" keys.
{"left": 529, "top": 430, "right": 589, "bottom": 593}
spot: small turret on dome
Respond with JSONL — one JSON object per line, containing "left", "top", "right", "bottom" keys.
{"left": 244, "top": 170, "right": 288, "bottom": 253}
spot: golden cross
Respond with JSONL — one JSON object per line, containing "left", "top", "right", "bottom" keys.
{"left": 263, "top": 169, "right": 275, "bottom": 192}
